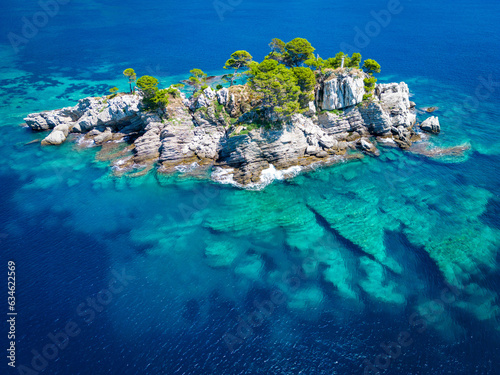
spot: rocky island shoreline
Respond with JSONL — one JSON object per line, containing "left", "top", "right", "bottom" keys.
{"left": 23, "top": 39, "right": 464, "bottom": 188}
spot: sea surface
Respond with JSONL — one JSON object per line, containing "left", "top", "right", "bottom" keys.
{"left": 1, "top": 0, "right": 500, "bottom": 374}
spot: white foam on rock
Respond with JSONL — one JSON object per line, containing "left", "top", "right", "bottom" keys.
{"left": 259, "top": 164, "right": 302, "bottom": 186}
{"left": 76, "top": 135, "right": 94, "bottom": 147}
{"left": 174, "top": 162, "right": 200, "bottom": 173}
{"left": 377, "top": 137, "right": 397, "bottom": 145}
{"left": 211, "top": 164, "right": 302, "bottom": 190}
{"left": 211, "top": 167, "right": 237, "bottom": 186}
{"left": 111, "top": 156, "right": 133, "bottom": 172}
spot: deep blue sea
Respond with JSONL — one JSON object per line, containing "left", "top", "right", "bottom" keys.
{"left": 1, "top": 0, "right": 500, "bottom": 374}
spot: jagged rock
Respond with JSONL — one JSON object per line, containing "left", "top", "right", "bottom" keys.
{"left": 218, "top": 120, "right": 309, "bottom": 184}
{"left": 420, "top": 116, "right": 440, "bottom": 134}
{"left": 187, "top": 87, "right": 218, "bottom": 111}
{"left": 399, "top": 126, "right": 410, "bottom": 138}
{"left": 158, "top": 100, "right": 226, "bottom": 171}
{"left": 41, "top": 124, "right": 70, "bottom": 145}
{"left": 25, "top": 94, "right": 142, "bottom": 138}
{"left": 319, "top": 72, "right": 365, "bottom": 110}
{"left": 216, "top": 88, "right": 229, "bottom": 106}
{"left": 133, "top": 113, "right": 164, "bottom": 162}
{"left": 391, "top": 126, "right": 404, "bottom": 138}
{"left": 357, "top": 125, "right": 370, "bottom": 136}
{"left": 347, "top": 132, "right": 361, "bottom": 142}
{"left": 190, "top": 94, "right": 210, "bottom": 110}
{"left": 203, "top": 87, "right": 216, "bottom": 100}
{"left": 318, "top": 136, "right": 338, "bottom": 150}
{"left": 293, "top": 114, "right": 321, "bottom": 136}
{"left": 359, "top": 138, "right": 379, "bottom": 156}
{"left": 358, "top": 83, "right": 415, "bottom": 136}
{"left": 93, "top": 128, "right": 113, "bottom": 144}
{"left": 134, "top": 129, "right": 161, "bottom": 160}
{"left": 394, "top": 137, "right": 412, "bottom": 150}
{"left": 192, "top": 102, "right": 230, "bottom": 128}
{"left": 360, "top": 139, "right": 372, "bottom": 150}
{"left": 318, "top": 108, "right": 364, "bottom": 135}
{"left": 305, "top": 101, "right": 317, "bottom": 117}
{"left": 25, "top": 107, "right": 80, "bottom": 131}
{"left": 358, "top": 101, "right": 392, "bottom": 134}
{"left": 375, "top": 82, "right": 416, "bottom": 128}
{"left": 120, "top": 117, "right": 145, "bottom": 134}
{"left": 292, "top": 114, "right": 338, "bottom": 151}
{"left": 306, "top": 146, "right": 320, "bottom": 155}
{"left": 77, "top": 95, "right": 142, "bottom": 132}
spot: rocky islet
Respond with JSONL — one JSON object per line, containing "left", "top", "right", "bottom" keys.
{"left": 24, "top": 69, "right": 452, "bottom": 188}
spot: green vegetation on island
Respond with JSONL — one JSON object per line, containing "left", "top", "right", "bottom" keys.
{"left": 115, "top": 38, "right": 381, "bottom": 127}
{"left": 223, "top": 50, "right": 253, "bottom": 86}
{"left": 109, "top": 87, "right": 119, "bottom": 97}
{"left": 123, "top": 68, "right": 137, "bottom": 93}
{"left": 188, "top": 69, "right": 208, "bottom": 92}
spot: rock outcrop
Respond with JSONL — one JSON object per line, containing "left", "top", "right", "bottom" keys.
{"left": 376, "top": 82, "right": 416, "bottom": 128}
{"left": 420, "top": 116, "right": 440, "bottom": 134}
{"left": 358, "top": 82, "right": 416, "bottom": 135}
{"left": 317, "top": 106, "right": 366, "bottom": 135}
{"left": 317, "top": 71, "right": 365, "bottom": 110}
{"left": 24, "top": 72, "right": 441, "bottom": 188}
{"left": 40, "top": 124, "right": 70, "bottom": 145}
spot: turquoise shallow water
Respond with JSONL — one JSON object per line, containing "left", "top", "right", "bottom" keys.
{"left": 1, "top": 0, "right": 500, "bottom": 374}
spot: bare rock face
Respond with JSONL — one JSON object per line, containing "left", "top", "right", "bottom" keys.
{"left": 25, "top": 107, "right": 81, "bottom": 131}
{"left": 25, "top": 94, "right": 142, "bottom": 146}
{"left": 358, "top": 101, "right": 393, "bottom": 135}
{"left": 315, "top": 77, "right": 416, "bottom": 137}
{"left": 40, "top": 124, "right": 70, "bottom": 145}
{"left": 305, "top": 101, "right": 316, "bottom": 117}
{"left": 216, "top": 88, "right": 230, "bottom": 106}
{"left": 359, "top": 138, "right": 380, "bottom": 156}
{"left": 188, "top": 87, "right": 216, "bottom": 111}
{"left": 319, "top": 72, "right": 365, "bottom": 110}
{"left": 218, "top": 121, "right": 309, "bottom": 184}
{"left": 158, "top": 100, "right": 226, "bottom": 172}
{"left": 420, "top": 116, "right": 441, "bottom": 134}
{"left": 358, "top": 82, "right": 416, "bottom": 135}
{"left": 216, "top": 113, "right": 359, "bottom": 185}
{"left": 318, "top": 107, "right": 365, "bottom": 135}
{"left": 375, "top": 82, "right": 416, "bottom": 128}
{"left": 133, "top": 113, "right": 164, "bottom": 162}
{"left": 76, "top": 95, "right": 141, "bottom": 132}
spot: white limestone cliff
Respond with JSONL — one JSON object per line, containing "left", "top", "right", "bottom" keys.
{"left": 319, "top": 72, "right": 365, "bottom": 110}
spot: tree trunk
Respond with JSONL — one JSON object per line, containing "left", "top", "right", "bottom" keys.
{"left": 231, "top": 68, "right": 238, "bottom": 86}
